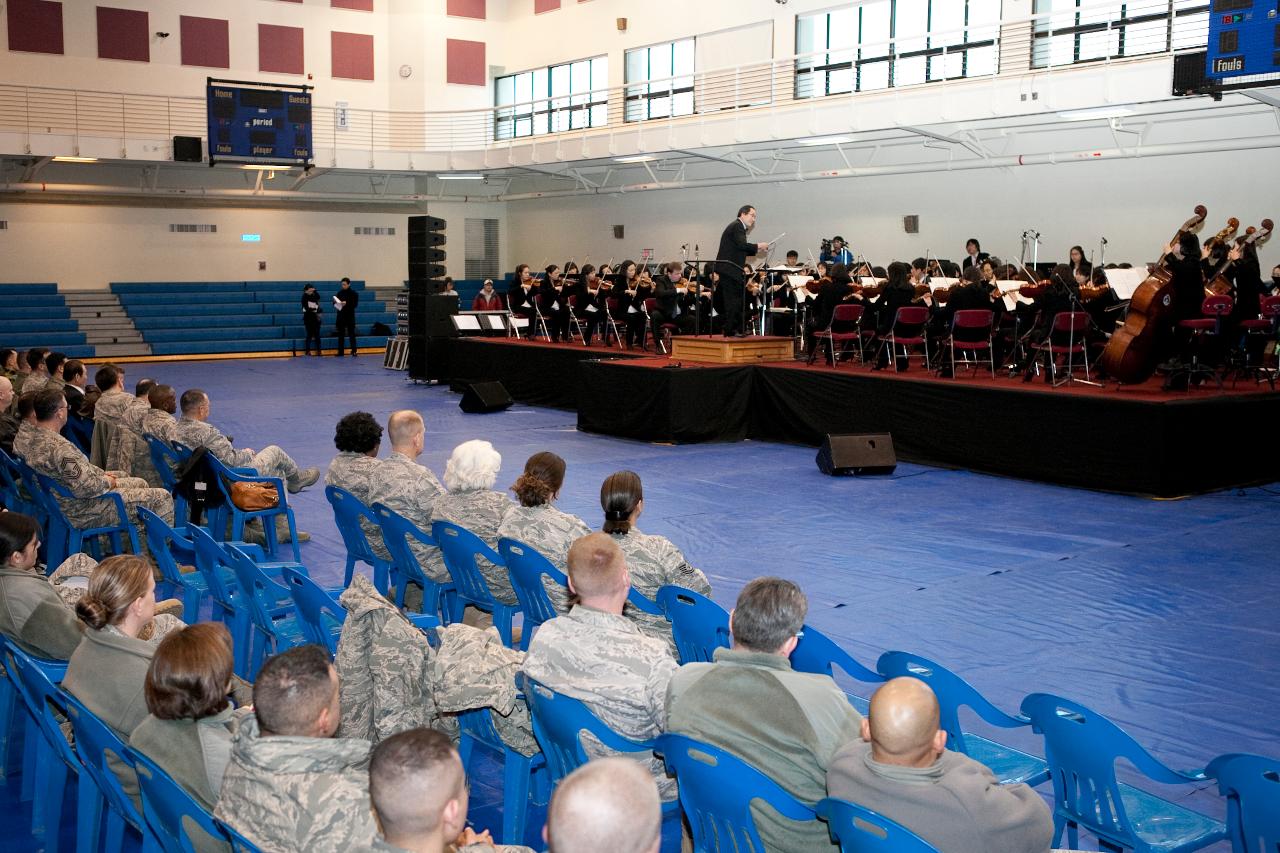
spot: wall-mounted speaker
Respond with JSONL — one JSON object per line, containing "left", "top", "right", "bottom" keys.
{"left": 173, "top": 136, "right": 202, "bottom": 163}
{"left": 617, "top": 17, "right": 628, "bottom": 32}
{"left": 903, "top": 215, "right": 919, "bottom": 234}
{"left": 613, "top": 224, "right": 624, "bottom": 239}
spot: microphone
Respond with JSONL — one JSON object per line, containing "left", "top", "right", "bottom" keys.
{"left": 1101, "top": 237, "right": 1108, "bottom": 245}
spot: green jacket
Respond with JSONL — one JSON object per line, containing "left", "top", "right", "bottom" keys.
{"left": 0, "top": 566, "right": 84, "bottom": 660}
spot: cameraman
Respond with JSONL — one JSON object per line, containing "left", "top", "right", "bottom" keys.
{"left": 821, "top": 236, "right": 854, "bottom": 266}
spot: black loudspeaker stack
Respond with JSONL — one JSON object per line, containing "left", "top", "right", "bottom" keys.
{"left": 407, "top": 215, "right": 450, "bottom": 381}
{"left": 459, "top": 381, "right": 513, "bottom": 414}
{"left": 815, "top": 433, "right": 897, "bottom": 476}
{"left": 173, "top": 136, "right": 202, "bottom": 162}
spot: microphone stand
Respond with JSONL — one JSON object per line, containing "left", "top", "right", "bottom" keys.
{"left": 1056, "top": 271, "right": 1104, "bottom": 388}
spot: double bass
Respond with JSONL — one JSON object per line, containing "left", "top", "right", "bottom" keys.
{"left": 1097, "top": 205, "right": 1208, "bottom": 384}
{"left": 1207, "top": 219, "right": 1272, "bottom": 296}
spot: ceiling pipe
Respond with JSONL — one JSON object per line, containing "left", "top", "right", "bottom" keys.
{"left": 496, "top": 134, "right": 1280, "bottom": 201}
{"left": 0, "top": 183, "right": 443, "bottom": 204}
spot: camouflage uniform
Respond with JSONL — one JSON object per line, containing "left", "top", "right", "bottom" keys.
{"left": 110, "top": 396, "right": 152, "bottom": 480}
{"left": 431, "top": 488, "right": 515, "bottom": 604}
{"left": 431, "top": 623, "right": 537, "bottom": 756}
{"left": 326, "top": 452, "right": 387, "bottom": 559}
{"left": 20, "top": 425, "right": 174, "bottom": 549}
{"left": 21, "top": 373, "right": 49, "bottom": 395}
{"left": 11, "top": 419, "right": 37, "bottom": 460}
{"left": 521, "top": 605, "right": 679, "bottom": 799}
{"left": 368, "top": 837, "right": 531, "bottom": 853}
{"left": 134, "top": 407, "right": 180, "bottom": 488}
{"left": 175, "top": 417, "right": 301, "bottom": 485}
{"left": 214, "top": 716, "right": 379, "bottom": 853}
{"left": 366, "top": 451, "right": 447, "bottom": 583}
{"left": 335, "top": 574, "right": 455, "bottom": 744}
{"left": 611, "top": 528, "right": 712, "bottom": 656}
{"left": 91, "top": 389, "right": 132, "bottom": 470}
{"left": 497, "top": 504, "right": 591, "bottom": 615}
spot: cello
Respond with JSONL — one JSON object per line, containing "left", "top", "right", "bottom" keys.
{"left": 1097, "top": 204, "right": 1208, "bottom": 384}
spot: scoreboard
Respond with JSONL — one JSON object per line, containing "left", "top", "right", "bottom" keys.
{"left": 1205, "top": 0, "right": 1280, "bottom": 79}
{"left": 206, "top": 78, "right": 313, "bottom": 165}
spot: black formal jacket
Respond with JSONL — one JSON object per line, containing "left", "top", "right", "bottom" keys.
{"left": 717, "top": 219, "right": 758, "bottom": 283}
{"left": 335, "top": 287, "right": 359, "bottom": 319}
{"left": 811, "top": 278, "right": 854, "bottom": 330}
{"left": 961, "top": 252, "right": 990, "bottom": 271}
{"left": 1166, "top": 253, "right": 1205, "bottom": 321}
{"left": 876, "top": 282, "right": 917, "bottom": 334}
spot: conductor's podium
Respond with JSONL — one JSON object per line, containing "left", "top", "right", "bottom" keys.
{"left": 671, "top": 335, "right": 794, "bottom": 364}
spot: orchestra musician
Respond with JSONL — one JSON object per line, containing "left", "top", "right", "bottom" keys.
{"left": 540, "top": 264, "right": 572, "bottom": 343}
{"left": 1018, "top": 265, "right": 1077, "bottom": 381}
{"left": 961, "top": 238, "right": 989, "bottom": 272}
{"left": 651, "top": 261, "right": 694, "bottom": 342}
{"left": 576, "top": 264, "right": 607, "bottom": 346}
{"left": 507, "top": 264, "right": 537, "bottom": 321}
{"left": 806, "top": 263, "right": 855, "bottom": 365}
{"left": 472, "top": 279, "right": 503, "bottom": 312}
{"left": 1068, "top": 246, "right": 1088, "bottom": 279}
{"left": 716, "top": 204, "right": 768, "bottom": 338}
{"left": 873, "top": 261, "right": 918, "bottom": 370}
{"left": 616, "top": 260, "right": 651, "bottom": 350}
{"left": 699, "top": 262, "right": 722, "bottom": 334}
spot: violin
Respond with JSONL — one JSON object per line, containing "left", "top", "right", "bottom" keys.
{"left": 1098, "top": 203, "right": 1208, "bottom": 384}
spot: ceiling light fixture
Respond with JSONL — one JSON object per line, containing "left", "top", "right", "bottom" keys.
{"left": 795, "top": 135, "right": 853, "bottom": 146}
{"left": 52, "top": 156, "right": 99, "bottom": 163}
{"left": 437, "top": 173, "right": 486, "bottom": 180}
{"left": 1056, "top": 106, "right": 1134, "bottom": 121}
{"left": 613, "top": 155, "right": 656, "bottom": 163}
{"left": 240, "top": 164, "right": 289, "bottom": 171}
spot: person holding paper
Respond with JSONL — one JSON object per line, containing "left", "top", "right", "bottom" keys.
{"left": 333, "top": 277, "right": 359, "bottom": 357}
{"left": 301, "top": 283, "right": 322, "bottom": 356}
{"left": 716, "top": 205, "right": 769, "bottom": 338}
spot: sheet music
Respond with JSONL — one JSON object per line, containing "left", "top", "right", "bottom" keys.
{"left": 451, "top": 315, "right": 482, "bottom": 331}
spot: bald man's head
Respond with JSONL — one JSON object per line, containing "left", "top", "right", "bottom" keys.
{"left": 546, "top": 757, "right": 661, "bottom": 853}
{"left": 865, "top": 677, "right": 946, "bottom": 767}
{"left": 565, "top": 533, "right": 628, "bottom": 602}
{"left": 369, "top": 728, "right": 467, "bottom": 843}
{"left": 387, "top": 409, "right": 424, "bottom": 448}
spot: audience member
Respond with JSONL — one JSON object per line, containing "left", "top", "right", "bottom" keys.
{"left": 132, "top": 383, "right": 179, "bottom": 487}
{"left": 522, "top": 533, "right": 678, "bottom": 799}
{"left": 90, "top": 363, "right": 130, "bottom": 469}
{"left": 0, "top": 377, "right": 15, "bottom": 454}
{"left": 9, "top": 391, "right": 38, "bottom": 459}
{"left": 216, "top": 644, "right": 380, "bottom": 853}
{"left": 826, "top": 677, "right": 1053, "bottom": 853}
{"left": 498, "top": 452, "right": 591, "bottom": 613}
{"left": 325, "top": 411, "right": 385, "bottom": 556}
{"left": 367, "top": 410, "right": 448, "bottom": 594}
{"left": 431, "top": 440, "right": 516, "bottom": 607}
{"left": 599, "top": 470, "right": 711, "bottom": 652}
{"left": 108, "top": 376, "right": 157, "bottom": 474}
{"left": 0, "top": 348, "right": 19, "bottom": 386}
{"left": 544, "top": 757, "right": 662, "bottom": 853}
{"left": 59, "top": 359, "right": 94, "bottom": 452}
{"left": 20, "top": 347, "right": 51, "bottom": 395}
{"left": 130, "top": 623, "right": 247, "bottom": 813}
{"left": 367, "top": 727, "right": 530, "bottom": 853}
{"left": 43, "top": 352, "right": 67, "bottom": 393}
{"left": 175, "top": 388, "right": 319, "bottom": 492}
{"left": 665, "top": 577, "right": 861, "bottom": 851}
{"left": 0, "top": 512, "right": 83, "bottom": 659}
{"left": 21, "top": 388, "right": 175, "bottom": 548}
{"left": 62, "top": 359, "right": 87, "bottom": 411}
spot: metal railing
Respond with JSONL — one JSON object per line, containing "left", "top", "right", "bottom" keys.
{"left": 0, "top": 1, "right": 1208, "bottom": 160}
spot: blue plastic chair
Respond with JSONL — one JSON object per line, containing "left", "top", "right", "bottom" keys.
{"left": 204, "top": 453, "right": 301, "bottom": 563}
{"left": 325, "top": 485, "right": 390, "bottom": 592}
{"left": 656, "top": 585, "right": 730, "bottom": 664}
{"left": 128, "top": 746, "right": 232, "bottom": 853}
{"left": 144, "top": 434, "right": 189, "bottom": 525}
{"left": 371, "top": 502, "right": 455, "bottom": 618}
{"left": 137, "top": 507, "right": 208, "bottom": 623}
{"left": 187, "top": 525, "right": 253, "bottom": 677}
{"left": 281, "top": 566, "right": 346, "bottom": 656}
{"left": 35, "top": 470, "right": 141, "bottom": 563}
{"left": 62, "top": 691, "right": 157, "bottom": 853}
{"left": 0, "top": 447, "right": 41, "bottom": 520}
{"left": 877, "top": 651, "right": 1049, "bottom": 786}
{"left": 655, "top": 732, "right": 817, "bottom": 853}
{"left": 790, "top": 626, "right": 883, "bottom": 716}
{"left": 815, "top": 797, "right": 941, "bottom": 852}
{"left": 1021, "top": 692, "right": 1226, "bottom": 853}
{"left": 497, "top": 538, "right": 568, "bottom": 650}
{"left": 431, "top": 520, "right": 518, "bottom": 647}
{"left": 1, "top": 639, "right": 85, "bottom": 853}
{"left": 224, "top": 543, "right": 309, "bottom": 679}
{"left": 1205, "top": 752, "right": 1280, "bottom": 853}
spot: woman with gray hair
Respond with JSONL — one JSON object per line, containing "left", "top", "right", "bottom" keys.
{"left": 430, "top": 439, "right": 516, "bottom": 605}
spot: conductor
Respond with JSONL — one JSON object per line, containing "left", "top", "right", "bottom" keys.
{"left": 716, "top": 204, "right": 769, "bottom": 337}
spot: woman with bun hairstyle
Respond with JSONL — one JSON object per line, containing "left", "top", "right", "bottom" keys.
{"left": 497, "top": 451, "right": 592, "bottom": 613}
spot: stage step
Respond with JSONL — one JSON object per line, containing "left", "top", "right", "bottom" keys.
{"left": 672, "top": 335, "right": 795, "bottom": 364}
{"left": 64, "top": 291, "right": 150, "bottom": 356}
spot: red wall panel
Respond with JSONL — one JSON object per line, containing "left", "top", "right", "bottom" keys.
{"left": 332, "top": 0, "right": 374, "bottom": 10}
{"left": 446, "top": 38, "right": 485, "bottom": 86}
{"left": 446, "top": 0, "right": 485, "bottom": 19}
{"left": 180, "top": 15, "right": 230, "bottom": 69}
{"left": 7, "top": 0, "right": 64, "bottom": 55}
{"left": 97, "top": 6, "right": 149, "bottom": 62}
{"left": 534, "top": 0, "right": 560, "bottom": 12}
{"left": 331, "top": 31, "right": 374, "bottom": 80}
{"left": 259, "top": 23, "right": 304, "bottom": 75}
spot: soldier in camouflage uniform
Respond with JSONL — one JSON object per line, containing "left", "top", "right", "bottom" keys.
{"left": 215, "top": 645, "right": 380, "bottom": 853}
{"left": 521, "top": 533, "right": 679, "bottom": 800}
{"left": 22, "top": 390, "right": 174, "bottom": 550}
{"left": 18, "top": 348, "right": 51, "bottom": 396}
{"left": 599, "top": 470, "right": 712, "bottom": 655}
{"left": 430, "top": 440, "right": 515, "bottom": 605}
{"left": 325, "top": 411, "right": 387, "bottom": 559}
{"left": 174, "top": 388, "right": 319, "bottom": 492}
{"left": 429, "top": 622, "right": 536, "bottom": 756}
{"left": 107, "top": 378, "right": 156, "bottom": 477}
{"left": 90, "top": 364, "right": 131, "bottom": 470}
{"left": 367, "top": 410, "right": 448, "bottom": 585}
{"left": 497, "top": 451, "right": 591, "bottom": 614}
{"left": 133, "top": 384, "right": 180, "bottom": 488}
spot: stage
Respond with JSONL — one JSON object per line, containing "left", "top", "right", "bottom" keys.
{"left": 442, "top": 336, "right": 1280, "bottom": 497}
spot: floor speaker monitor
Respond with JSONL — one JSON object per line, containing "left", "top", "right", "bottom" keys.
{"left": 816, "top": 433, "right": 897, "bottom": 476}
{"left": 459, "top": 380, "right": 513, "bottom": 414}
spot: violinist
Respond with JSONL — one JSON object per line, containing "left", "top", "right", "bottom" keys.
{"left": 617, "top": 260, "right": 650, "bottom": 350}
{"left": 472, "top": 278, "right": 503, "bottom": 311}
{"left": 1018, "top": 265, "right": 1077, "bottom": 381}
{"left": 699, "top": 262, "right": 722, "bottom": 334}
{"left": 873, "top": 261, "right": 917, "bottom": 370}
{"left": 806, "top": 263, "right": 856, "bottom": 365}
{"left": 507, "top": 264, "right": 537, "bottom": 321}
{"left": 539, "top": 264, "right": 572, "bottom": 343}
{"left": 577, "top": 264, "right": 607, "bottom": 346}
{"left": 1268, "top": 264, "right": 1280, "bottom": 297}
{"left": 651, "top": 261, "right": 694, "bottom": 342}
{"left": 676, "top": 265, "right": 700, "bottom": 324}
{"left": 1068, "top": 246, "right": 1088, "bottom": 279}
{"left": 1081, "top": 265, "right": 1121, "bottom": 335}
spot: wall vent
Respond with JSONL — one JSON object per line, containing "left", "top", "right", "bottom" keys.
{"left": 465, "top": 218, "right": 500, "bottom": 279}
{"left": 169, "top": 223, "right": 217, "bottom": 233}
{"left": 354, "top": 226, "right": 397, "bottom": 236}
{"left": 0, "top": 221, "right": 8, "bottom": 230}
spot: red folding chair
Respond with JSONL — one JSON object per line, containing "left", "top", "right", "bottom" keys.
{"left": 883, "top": 305, "right": 930, "bottom": 370}
{"left": 947, "top": 309, "right": 995, "bottom": 377}
{"left": 1171, "top": 295, "right": 1232, "bottom": 389}
{"left": 1234, "top": 294, "right": 1280, "bottom": 388}
{"left": 1033, "top": 311, "right": 1092, "bottom": 385}
{"left": 603, "top": 297, "right": 626, "bottom": 348}
{"left": 808, "top": 303, "right": 864, "bottom": 366}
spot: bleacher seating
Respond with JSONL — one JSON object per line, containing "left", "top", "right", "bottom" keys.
{"left": 110, "top": 280, "right": 397, "bottom": 356}
{"left": 0, "top": 284, "right": 96, "bottom": 358}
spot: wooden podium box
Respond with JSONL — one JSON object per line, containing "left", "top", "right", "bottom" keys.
{"left": 670, "top": 335, "right": 794, "bottom": 364}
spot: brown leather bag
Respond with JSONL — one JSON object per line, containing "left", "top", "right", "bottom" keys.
{"left": 229, "top": 481, "right": 280, "bottom": 511}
